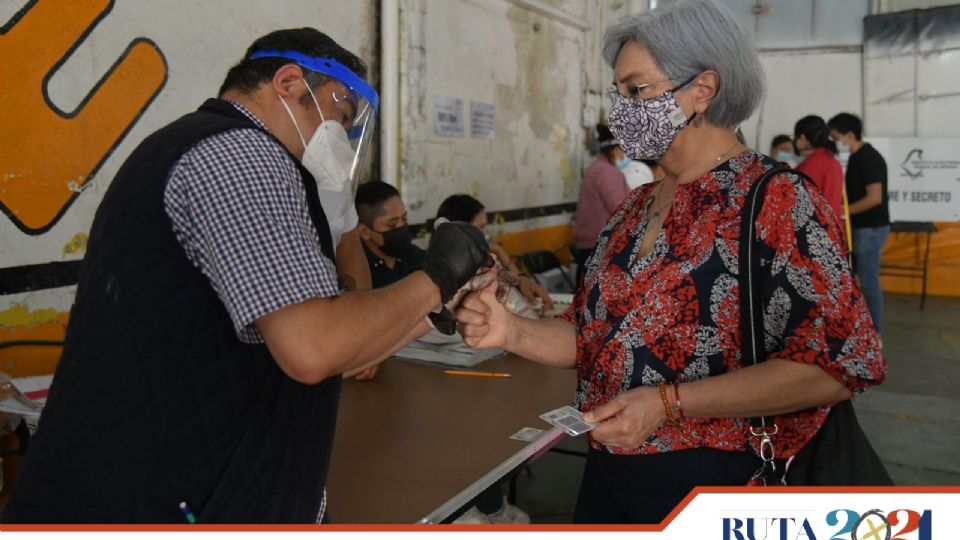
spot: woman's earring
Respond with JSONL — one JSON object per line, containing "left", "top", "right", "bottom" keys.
{"left": 693, "top": 114, "right": 704, "bottom": 128}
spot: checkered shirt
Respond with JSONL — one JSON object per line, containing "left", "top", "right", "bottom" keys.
{"left": 164, "top": 101, "right": 339, "bottom": 344}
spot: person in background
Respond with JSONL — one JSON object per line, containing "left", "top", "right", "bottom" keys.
{"left": 457, "top": 0, "right": 884, "bottom": 524}
{"left": 622, "top": 159, "right": 658, "bottom": 190}
{"left": 436, "top": 194, "right": 554, "bottom": 311}
{"left": 769, "top": 134, "right": 794, "bottom": 166}
{"left": 793, "top": 115, "right": 844, "bottom": 218}
{"left": 340, "top": 180, "right": 426, "bottom": 381}
{"left": 829, "top": 112, "right": 890, "bottom": 333}
{"left": 355, "top": 181, "right": 424, "bottom": 290}
{"left": 572, "top": 124, "right": 630, "bottom": 281}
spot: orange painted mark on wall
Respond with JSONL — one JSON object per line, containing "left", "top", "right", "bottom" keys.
{"left": 0, "top": 0, "right": 166, "bottom": 234}
{"left": 0, "top": 311, "right": 67, "bottom": 378}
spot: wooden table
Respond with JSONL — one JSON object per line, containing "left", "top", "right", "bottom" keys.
{"left": 325, "top": 354, "right": 577, "bottom": 523}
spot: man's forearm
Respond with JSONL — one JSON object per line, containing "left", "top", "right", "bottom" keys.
{"left": 258, "top": 271, "right": 440, "bottom": 382}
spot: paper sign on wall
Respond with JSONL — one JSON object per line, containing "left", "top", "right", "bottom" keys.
{"left": 470, "top": 101, "right": 496, "bottom": 140}
{"left": 870, "top": 138, "right": 960, "bottom": 222}
{"left": 434, "top": 95, "right": 463, "bottom": 138}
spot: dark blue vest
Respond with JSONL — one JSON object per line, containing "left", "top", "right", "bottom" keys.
{"left": 4, "top": 99, "right": 340, "bottom": 523}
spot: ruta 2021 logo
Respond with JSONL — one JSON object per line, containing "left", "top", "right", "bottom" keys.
{"left": 723, "top": 508, "right": 932, "bottom": 540}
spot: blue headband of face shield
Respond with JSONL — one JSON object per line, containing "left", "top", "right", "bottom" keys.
{"left": 248, "top": 49, "right": 380, "bottom": 138}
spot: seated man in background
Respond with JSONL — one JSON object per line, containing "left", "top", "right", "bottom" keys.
{"left": 355, "top": 181, "right": 425, "bottom": 289}
{"left": 352, "top": 184, "right": 530, "bottom": 523}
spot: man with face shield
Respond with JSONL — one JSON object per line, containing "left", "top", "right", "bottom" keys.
{"left": 249, "top": 48, "right": 378, "bottom": 293}
{"left": 3, "top": 28, "right": 491, "bottom": 524}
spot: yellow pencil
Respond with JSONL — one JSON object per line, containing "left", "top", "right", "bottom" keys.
{"left": 444, "top": 369, "right": 512, "bottom": 378}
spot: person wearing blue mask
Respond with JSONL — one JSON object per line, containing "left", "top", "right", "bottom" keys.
{"left": 769, "top": 134, "right": 795, "bottom": 166}
{"left": 2, "top": 28, "right": 491, "bottom": 524}
{"left": 572, "top": 124, "right": 631, "bottom": 283}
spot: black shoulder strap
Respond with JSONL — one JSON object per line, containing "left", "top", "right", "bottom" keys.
{"left": 739, "top": 165, "right": 816, "bottom": 431}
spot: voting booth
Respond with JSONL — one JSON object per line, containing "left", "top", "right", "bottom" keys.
{"left": 870, "top": 138, "right": 960, "bottom": 300}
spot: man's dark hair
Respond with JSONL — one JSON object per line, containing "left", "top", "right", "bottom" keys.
{"left": 827, "top": 112, "right": 863, "bottom": 141}
{"left": 770, "top": 134, "right": 792, "bottom": 150}
{"left": 794, "top": 115, "right": 837, "bottom": 154}
{"left": 219, "top": 28, "right": 367, "bottom": 97}
{"left": 356, "top": 181, "right": 400, "bottom": 227}
{"left": 435, "top": 195, "right": 485, "bottom": 231}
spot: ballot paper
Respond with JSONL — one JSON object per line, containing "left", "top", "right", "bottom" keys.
{"left": 539, "top": 405, "right": 597, "bottom": 437}
{"left": 394, "top": 329, "right": 503, "bottom": 368}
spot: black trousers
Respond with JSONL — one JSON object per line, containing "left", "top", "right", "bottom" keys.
{"left": 573, "top": 447, "right": 764, "bottom": 524}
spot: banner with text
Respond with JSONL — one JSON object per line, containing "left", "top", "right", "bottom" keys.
{"left": 870, "top": 138, "right": 960, "bottom": 222}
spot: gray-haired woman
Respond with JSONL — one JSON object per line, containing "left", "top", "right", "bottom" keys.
{"left": 456, "top": 0, "right": 885, "bottom": 523}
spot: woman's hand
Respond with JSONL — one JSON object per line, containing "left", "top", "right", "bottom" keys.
{"left": 455, "top": 288, "right": 516, "bottom": 350}
{"left": 583, "top": 386, "right": 667, "bottom": 449}
{"left": 517, "top": 276, "right": 555, "bottom": 311}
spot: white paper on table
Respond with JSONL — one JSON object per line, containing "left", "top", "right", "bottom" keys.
{"left": 0, "top": 374, "right": 52, "bottom": 417}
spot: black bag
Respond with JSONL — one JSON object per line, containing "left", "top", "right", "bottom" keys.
{"left": 739, "top": 166, "right": 893, "bottom": 486}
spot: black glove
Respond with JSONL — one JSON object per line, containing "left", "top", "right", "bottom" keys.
{"left": 423, "top": 221, "right": 494, "bottom": 304}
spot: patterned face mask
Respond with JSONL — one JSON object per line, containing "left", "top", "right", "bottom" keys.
{"left": 607, "top": 76, "right": 697, "bottom": 160}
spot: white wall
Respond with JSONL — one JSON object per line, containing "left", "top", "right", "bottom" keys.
{"left": 397, "top": 0, "right": 593, "bottom": 225}
{"left": 1, "top": 1, "right": 375, "bottom": 318}
{"left": 742, "top": 50, "right": 863, "bottom": 153}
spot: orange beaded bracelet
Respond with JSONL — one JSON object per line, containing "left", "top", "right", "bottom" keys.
{"left": 658, "top": 381, "right": 678, "bottom": 424}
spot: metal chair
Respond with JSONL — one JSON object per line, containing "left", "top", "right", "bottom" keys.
{"left": 518, "top": 250, "right": 576, "bottom": 291}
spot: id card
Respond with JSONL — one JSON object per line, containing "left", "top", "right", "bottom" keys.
{"left": 539, "top": 405, "right": 597, "bottom": 437}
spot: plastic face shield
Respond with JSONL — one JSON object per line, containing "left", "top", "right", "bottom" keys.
{"left": 249, "top": 49, "right": 379, "bottom": 219}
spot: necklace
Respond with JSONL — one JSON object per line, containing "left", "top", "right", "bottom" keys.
{"left": 648, "top": 179, "right": 675, "bottom": 221}
{"left": 715, "top": 140, "right": 742, "bottom": 164}
{"left": 647, "top": 139, "right": 745, "bottom": 221}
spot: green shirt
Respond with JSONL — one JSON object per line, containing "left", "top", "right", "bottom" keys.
{"left": 365, "top": 243, "right": 427, "bottom": 289}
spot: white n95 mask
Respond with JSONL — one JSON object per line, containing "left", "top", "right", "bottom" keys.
{"left": 279, "top": 80, "right": 357, "bottom": 222}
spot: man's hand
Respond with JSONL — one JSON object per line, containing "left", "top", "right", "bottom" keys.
{"left": 423, "top": 221, "right": 493, "bottom": 303}
{"left": 582, "top": 386, "right": 667, "bottom": 450}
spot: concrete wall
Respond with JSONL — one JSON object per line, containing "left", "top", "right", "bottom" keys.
{"left": 398, "top": 0, "right": 590, "bottom": 234}
{"left": 0, "top": 0, "right": 375, "bottom": 374}
{"left": 7, "top": 0, "right": 951, "bottom": 373}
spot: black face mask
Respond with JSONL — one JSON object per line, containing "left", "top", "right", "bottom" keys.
{"left": 378, "top": 225, "right": 413, "bottom": 257}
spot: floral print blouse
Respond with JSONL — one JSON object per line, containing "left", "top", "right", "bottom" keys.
{"left": 561, "top": 151, "right": 886, "bottom": 458}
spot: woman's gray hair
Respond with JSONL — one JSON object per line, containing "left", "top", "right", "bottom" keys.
{"left": 602, "top": 0, "right": 764, "bottom": 129}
